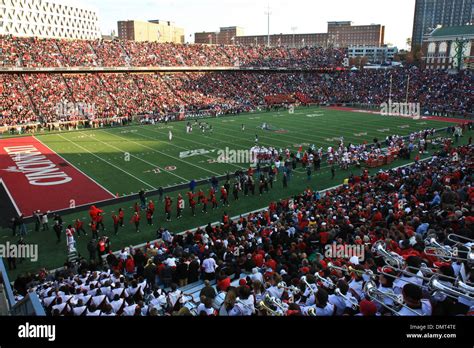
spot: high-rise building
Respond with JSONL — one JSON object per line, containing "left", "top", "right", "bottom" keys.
{"left": 0, "top": 0, "right": 101, "bottom": 40}
{"left": 118, "top": 20, "right": 184, "bottom": 43}
{"left": 412, "top": 0, "right": 473, "bottom": 47}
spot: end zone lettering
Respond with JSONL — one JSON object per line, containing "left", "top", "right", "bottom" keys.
{"left": 0, "top": 136, "right": 114, "bottom": 214}
{"left": 4, "top": 145, "right": 72, "bottom": 186}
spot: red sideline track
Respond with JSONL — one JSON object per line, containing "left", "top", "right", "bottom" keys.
{"left": 0, "top": 136, "right": 115, "bottom": 216}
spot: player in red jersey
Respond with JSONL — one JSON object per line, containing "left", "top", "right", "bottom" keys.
{"left": 165, "top": 196, "right": 172, "bottom": 222}
{"left": 131, "top": 212, "right": 140, "bottom": 232}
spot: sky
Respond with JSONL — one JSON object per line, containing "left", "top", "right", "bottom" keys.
{"left": 79, "top": 0, "right": 416, "bottom": 49}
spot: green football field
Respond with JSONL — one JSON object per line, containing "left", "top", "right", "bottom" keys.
{"left": 34, "top": 106, "right": 453, "bottom": 194}
{"left": 1, "top": 106, "right": 465, "bottom": 278}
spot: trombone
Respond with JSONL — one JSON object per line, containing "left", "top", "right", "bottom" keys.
{"left": 327, "top": 263, "right": 374, "bottom": 280}
{"left": 363, "top": 281, "right": 423, "bottom": 316}
{"left": 447, "top": 233, "right": 474, "bottom": 246}
{"left": 327, "top": 262, "right": 349, "bottom": 274}
{"left": 315, "top": 273, "right": 336, "bottom": 290}
{"left": 381, "top": 265, "right": 474, "bottom": 300}
{"left": 301, "top": 276, "right": 317, "bottom": 298}
{"left": 371, "top": 241, "right": 405, "bottom": 268}
{"left": 334, "top": 288, "right": 359, "bottom": 310}
{"left": 277, "top": 281, "right": 301, "bottom": 294}
{"left": 429, "top": 277, "right": 474, "bottom": 302}
{"left": 348, "top": 266, "right": 375, "bottom": 280}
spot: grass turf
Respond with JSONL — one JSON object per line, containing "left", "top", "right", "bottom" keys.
{"left": 0, "top": 106, "right": 464, "bottom": 278}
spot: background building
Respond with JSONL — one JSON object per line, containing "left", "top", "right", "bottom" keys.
{"left": 412, "top": 0, "right": 473, "bottom": 47}
{"left": 194, "top": 26, "right": 244, "bottom": 45}
{"left": 118, "top": 20, "right": 184, "bottom": 43}
{"left": 347, "top": 45, "right": 398, "bottom": 63}
{"left": 0, "top": 0, "right": 100, "bottom": 40}
{"left": 422, "top": 25, "right": 473, "bottom": 70}
{"left": 194, "top": 22, "right": 384, "bottom": 48}
{"left": 235, "top": 33, "right": 328, "bottom": 48}
{"left": 327, "top": 21, "right": 385, "bottom": 47}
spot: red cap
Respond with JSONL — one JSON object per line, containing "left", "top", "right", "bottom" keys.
{"left": 359, "top": 299, "right": 377, "bottom": 316}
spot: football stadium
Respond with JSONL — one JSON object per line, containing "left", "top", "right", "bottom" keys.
{"left": 0, "top": 0, "right": 473, "bottom": 345}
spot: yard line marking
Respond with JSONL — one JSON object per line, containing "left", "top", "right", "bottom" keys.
{"left": 34, "top": 136, "right": 115, "bottom": 197}
{"left": 79, "top": 131, "right": 189, "bottom": 182}
{"left": 128, "top": 125, "right": 246, "bottom": 171}
{"left": 99, "top": 129, "right": 225, "bottom": 177}
{"left": 55, "top": 133, "right": 157, "bottom": 190}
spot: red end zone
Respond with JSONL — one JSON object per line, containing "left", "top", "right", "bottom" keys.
{"left": 0, "top": 136, "right": 115, "bottom": 216}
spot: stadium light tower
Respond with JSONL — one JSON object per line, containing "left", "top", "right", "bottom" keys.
{"left": 291, "top": 26, "right": 298, "bottom": 48}
{"left": 265, "top": 4, "right": 272, "bottom": 47}
{"left": 454, "top": 37, "right": 469, "bottom": 72}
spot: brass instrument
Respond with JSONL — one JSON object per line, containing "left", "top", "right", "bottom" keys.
{"left": 314, "top": 273, "right": 336, "bottom": 290}
{"left": 371, "top": 241, "right": 405, "bottom": 268}
{"left": 277, "top": 281, "right": 301, "bottom": 294}
{"left": 363, "top": 280, "right": 423, "bottom": 316}
{"left": 301, "top": 276, "right": 317, "bottom": 297}
{"left": 256, "top": 294, "right": 286, "bottom": 316}
{"left": 429, "top": 277, "right": 474, "bottom": 302}
{"left": 334, "top": 288, "right": 359, "bottom": 310}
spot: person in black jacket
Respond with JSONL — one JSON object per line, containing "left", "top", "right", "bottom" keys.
{"left": 187, "top": 255, "right": 200, "bottom": 283}
{"left": 87, "top": 239, "right": 97, "bottom": 261}
{"left": 53, "top": 221, "right": 62, "bottom": 243}
{"left": 176, "top": 258, "right": 189, "bottom": 287}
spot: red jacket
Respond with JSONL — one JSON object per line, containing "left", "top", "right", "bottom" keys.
{"left": 217, "top": 277, "right": 231, "bottom": 292}
{"left": 125, "top": 258, "right": 135, "bottom": 273}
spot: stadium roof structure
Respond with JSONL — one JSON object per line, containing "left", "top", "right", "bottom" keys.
{"left": 430, "top": 25, "right": 474, "bottom": 38}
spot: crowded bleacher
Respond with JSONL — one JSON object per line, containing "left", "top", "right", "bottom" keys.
{"left": 0, "top": 34, "right": 472, "bottom": 130}
{"left": 12, "top": 142, "right": 474, "bottom": 316}
{"left": 1, "top": 70, "right": 472, "bottom": 129}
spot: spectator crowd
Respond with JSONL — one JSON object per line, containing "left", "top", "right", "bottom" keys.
{"left": 1, "top": 69, "right": 472, "bottom": 129}
{"left": 12, "top": 142, "right": 474, "bottom": 316}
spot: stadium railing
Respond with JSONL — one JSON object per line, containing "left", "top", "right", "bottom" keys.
{"left": 0, "top": 258, "right": 45, "bottom": 316}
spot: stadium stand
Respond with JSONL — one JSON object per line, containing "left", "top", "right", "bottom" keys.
{"left": 12, "top": 143, "right": 474, "bottom": 316}
{"left": 0, "top": 70, "right": 472, "bottom": 129}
